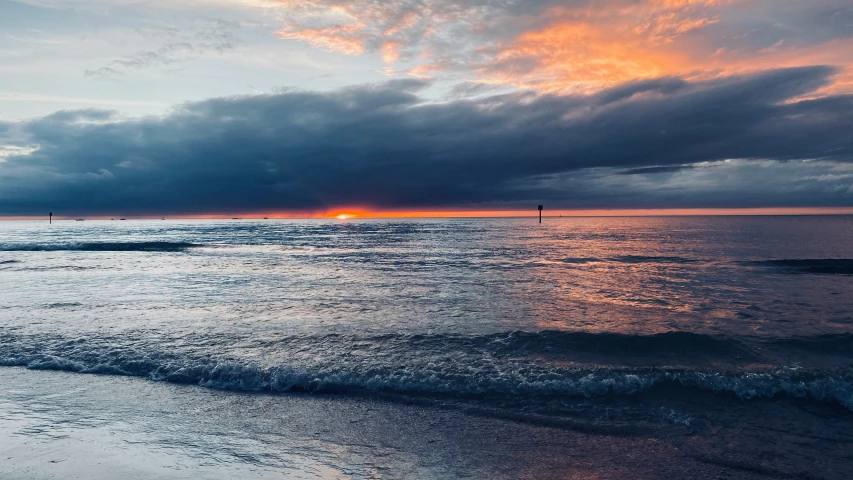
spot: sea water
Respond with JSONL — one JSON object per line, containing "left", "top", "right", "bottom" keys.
{"left": 2, "top": 216, "right": 853, "bottom": 478}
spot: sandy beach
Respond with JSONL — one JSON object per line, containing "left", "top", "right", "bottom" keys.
{"left": 4, "top": 367, "right": 852, "bottom": 479}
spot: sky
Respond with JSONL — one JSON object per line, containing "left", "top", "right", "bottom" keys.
{"left": 1, "top": 0, "right": 853, "bottom": 217}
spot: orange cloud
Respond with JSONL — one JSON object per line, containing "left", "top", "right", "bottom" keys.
{"left": 275, "top": 23, "right": 365, "bottom": 55}
{"left": 480, "top": 20, "right": 694, "bottom": 93}
{"left": 262, "top": 0, "right": 852, "bottom": 95}
{"left": 380, "top": 40, "right": 401, "bottom": 63}
{"left": 474, "top": 0, "right": 852, "bottom": 94}
{"left": 269, "top": 0, "right": 453, "bottom": 61}
{"left": 711, "top": 38, "right": 853, "bottom": 96}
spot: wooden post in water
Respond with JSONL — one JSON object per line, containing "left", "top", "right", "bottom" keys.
{"left": 49, "top": 212, "right": 52, "bottom": 224}
{"left": 538, "top": 205, "right": 543, "bottom": 224}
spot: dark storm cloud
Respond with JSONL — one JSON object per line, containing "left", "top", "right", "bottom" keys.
{"left": 1, "top": 66, "right": 852, "bottom": 215}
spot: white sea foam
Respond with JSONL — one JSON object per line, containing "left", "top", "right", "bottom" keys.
{"left": 3, "top": 333, "right": 852, "bottom": 411}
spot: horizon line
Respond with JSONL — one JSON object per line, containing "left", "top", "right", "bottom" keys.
{"left": 3, "top": 207, "right": 853, "bottom": 220}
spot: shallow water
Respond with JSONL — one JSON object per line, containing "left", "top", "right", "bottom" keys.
{"left": 2, "top": 216, "right": 853, "bottom": 478}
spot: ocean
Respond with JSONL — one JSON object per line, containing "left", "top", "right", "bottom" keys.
{"left": 1, "top": 216, "right": 852, "bottom": 479}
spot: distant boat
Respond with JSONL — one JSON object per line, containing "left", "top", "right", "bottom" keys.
{"left": 75, "top": 218, "right": 85, "bottom": 221}
{"left": 161, "top": 217, "right": 165, "bottom": 220}
{"left": 120, "top": 218, "right": 126, "bottom": 221}
{"left": 232, "top": 218, "right": 240, "bottom": 220}
{"left": 263, "top": 217, "right": 268, "bottom": 220}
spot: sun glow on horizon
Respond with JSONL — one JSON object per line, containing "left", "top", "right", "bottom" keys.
{"left": 4, "top": 207, "right": 853, "bottom": 222}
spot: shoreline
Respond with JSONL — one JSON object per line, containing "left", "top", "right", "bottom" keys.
{"left": 2, "top": 367, "right": 851, "bottom": 479}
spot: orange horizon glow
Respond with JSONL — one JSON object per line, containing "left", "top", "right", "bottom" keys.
{"left": 4, "top": 207, "right": 853, "bottom": 221}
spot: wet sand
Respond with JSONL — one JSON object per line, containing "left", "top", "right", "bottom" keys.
{"left": 6, "top": 368, "right": 850, "bottom": 479}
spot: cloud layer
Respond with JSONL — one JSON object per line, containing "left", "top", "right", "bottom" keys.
{"left": 84, "top": 19, "right": 241, "bottom": 79}
{"left": 264, "top": 0, "right": 853, "bottom": 92}
{"left": 1, "top": 66, "right": 852, "bottom": 215}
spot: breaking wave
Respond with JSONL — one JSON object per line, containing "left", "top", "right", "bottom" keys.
{"left": 1, "top": 331, "right": 852, "bottom": 411}
{"left": 0, "top": 241, "right": 201, "bottom": 252}
{"left": 752, "top": 259, "right": 853, "bottom": 275}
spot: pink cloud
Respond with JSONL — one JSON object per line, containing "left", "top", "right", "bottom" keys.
{"left": 260, "top": 0, "right": 853, "bottom": 94}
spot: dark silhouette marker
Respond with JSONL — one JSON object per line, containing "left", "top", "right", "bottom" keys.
{"left": 538, "top": 205, "right": 543, "bottom": 223}
{"left": 49, "top": 212, "right": 52, "bottom": 224}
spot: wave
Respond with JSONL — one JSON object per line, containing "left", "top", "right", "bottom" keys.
{"left": 609, "top": 255, "right": 700, "bottom": 264}
{"left": 769, "top": 334, "right": 853, "bottom": 355}
{"left": 471, "top": 330, "right": 756, "bottom": 361}
{"left": 562, "top": 256, "right": 701, "bottom": 265}
{"left": 751, "top": 259, "right": 853, "bottom": 275}
{"left": 2, "top": 331, "right": 852, "bottom": 411}
{"left": 560, "top": 256, "right": 853, "bottom": 273}
{"left": 43, "top": 302, "right": 84, "bottom": 309}
{"left": 0, "top": 241, "right": 201, "bottom": 252}
{"left": 14, "top": 265, "right": 102, "bottom": 272}
{"left": 3, "top": 349, "right": 851, "bottom": 411}
{"left": 562, "top": 257, "right": 601, "bottom": 264}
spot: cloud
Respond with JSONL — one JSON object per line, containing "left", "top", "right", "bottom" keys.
{"left": 1, "top": 66, "right": 852, "bottom": 215}
{"left": 257, "top": 0, "right": 853, "bottom": 93}
{"left": 84, "top": 19, "right": 241, "bottom": 78}
{"left": 0, "top": 144, "right": 38, "bottom": 160}
{"left": 445, "top": 81, "right": 510, "bottom": 99}
{"left": 268, "top": 0, "right": 509, "bottom": 65}
{"left": 618, "top": 165, "right": 695, "bottom": 175}
{"left": 13, "top": 1, "right": 853, "bottom": 94}
{"left": 474, "top": 0, "right": 853, "bottom": 92}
